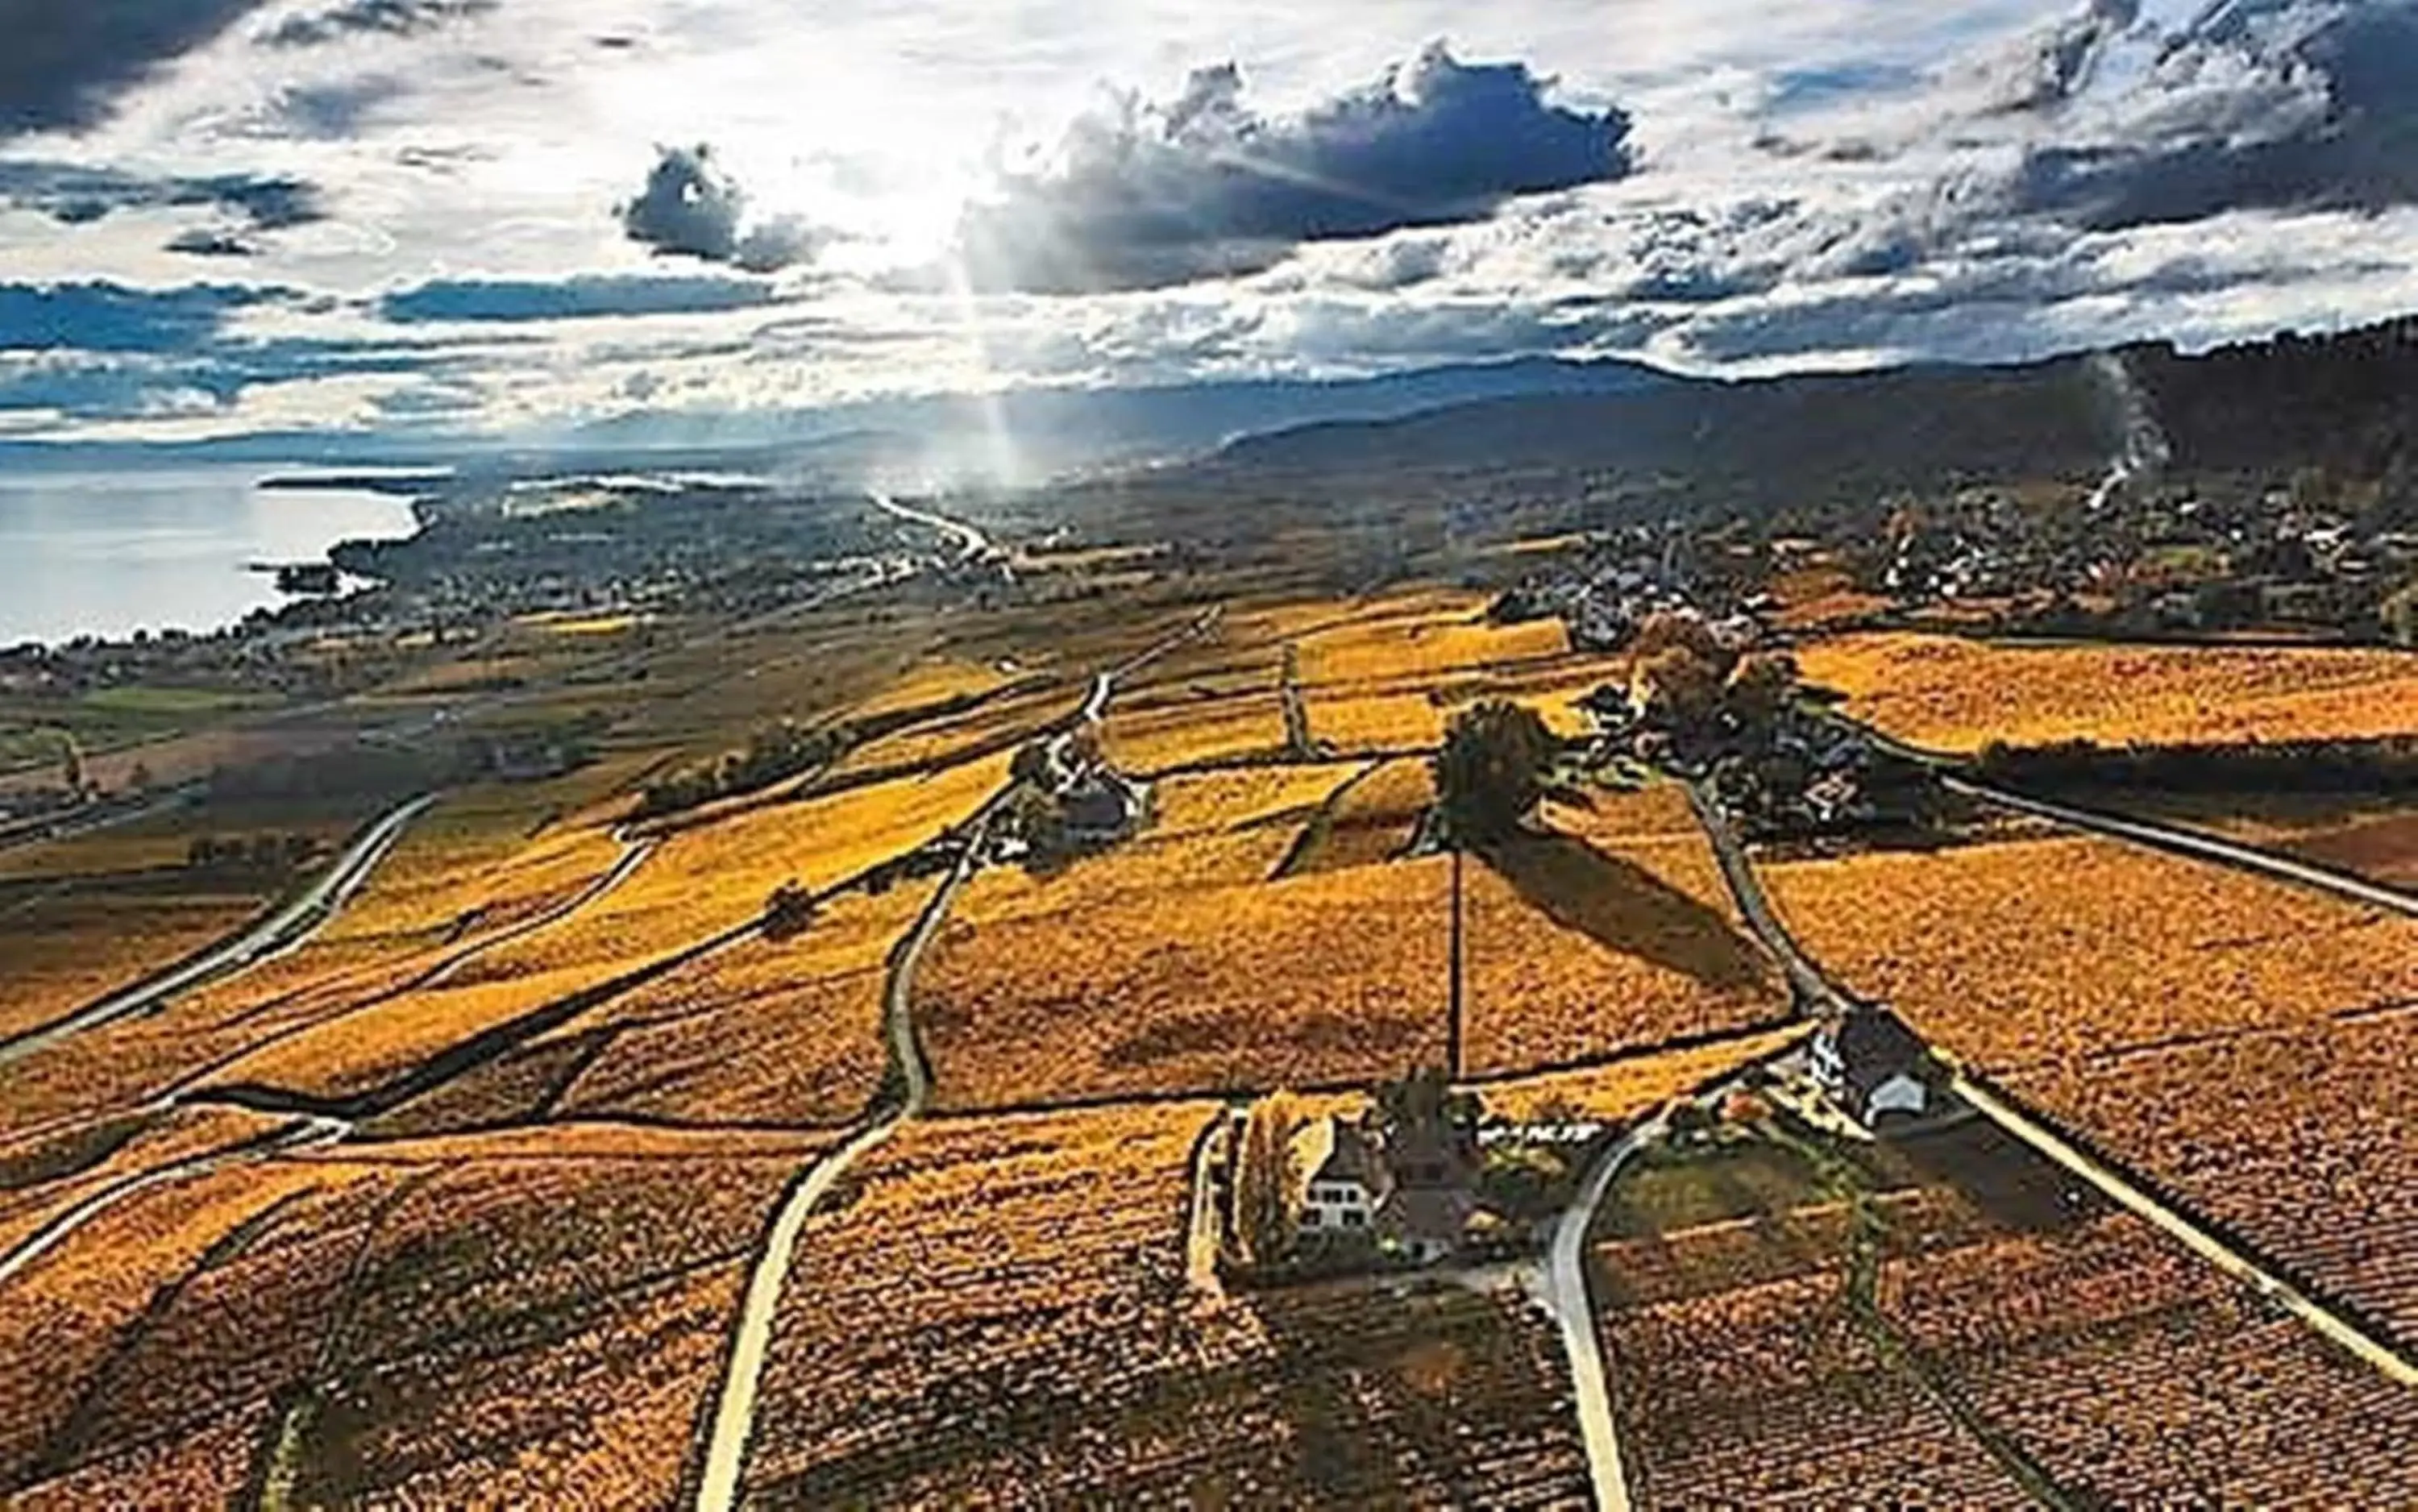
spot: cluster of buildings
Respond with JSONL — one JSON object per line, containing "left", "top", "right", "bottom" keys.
{"left": 993, "top": 726, "right": 1151, "bottom": 866}
{"left": 1490, "top": 542, "right": 1708, "bottom": 653}
{"left": 1876, "top": 481, "right": 2418, "bottom": 645}
{"left": 1287, "top": 1105, "right": 1495, "bottom": 1266}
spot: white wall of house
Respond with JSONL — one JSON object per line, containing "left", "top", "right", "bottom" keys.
{"left": 1297, "top": 1178, "right": 1373, "bottom": 1236}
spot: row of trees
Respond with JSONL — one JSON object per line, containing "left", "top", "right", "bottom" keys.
{"left": 187, "top": 832, "right": 325, "bottom": 877}
{"left": 636, "top": 719, "right": 853, "bottom": 818}
{"left": 1980, "top": 735, "right": 2418, "bottom": 795}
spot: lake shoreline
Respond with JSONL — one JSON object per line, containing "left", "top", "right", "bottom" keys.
{"left": 0, "top": 466, "right": 422, "bottom": 650}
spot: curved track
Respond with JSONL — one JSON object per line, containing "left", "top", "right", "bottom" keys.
{"left": 0, "top": 793, "right": 436, "bottom": 1070}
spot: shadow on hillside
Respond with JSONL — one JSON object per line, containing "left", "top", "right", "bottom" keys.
{"left": 1478, "top": 833, "right": 1770, "bottom": 995}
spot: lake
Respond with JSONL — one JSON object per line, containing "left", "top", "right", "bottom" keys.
{"left": 0, "top": 466, "right": 422, "bottom": 648}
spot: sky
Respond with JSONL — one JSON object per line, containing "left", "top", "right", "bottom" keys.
{"left": 1, "top": 0, "right": 2415, "bottom": 452}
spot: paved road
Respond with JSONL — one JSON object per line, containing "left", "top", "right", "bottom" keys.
{"left": 867, "top": 491, "right": 997, "bottom": 562}
{"left": 1684, "top": 781, "right": 1844, "bottom": 1015}
{"left": 1542, "top": 1115, "right": 1664, "bottom": 1512}
{"left": 0, "top": 792, "right": 437, "bottom": 1070}
{"left": 1945, "top": 775, "right": 2418, "bottom": 919}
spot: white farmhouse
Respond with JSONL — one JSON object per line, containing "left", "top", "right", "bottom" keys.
{"left": 1289, "top": 1116, "right": 1384, "bottom": 1240}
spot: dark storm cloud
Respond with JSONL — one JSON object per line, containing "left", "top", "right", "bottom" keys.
{"left": 379, "top": 272, "right": 781, "bottom": 323}
{"left": 2017, "top": 0, "right": 2418, "bottom": 229}
{"left": 256, "top": 0, "right": 495, "bottom": 48}
{"left": 617, "top": 145, "right": 825, "bottom": 273}
{"left": 166, "top": 228, "right": 262, "bottom": 257}
{"left": 958, "top": 43, "right": 1634, "bottom": 294}
{"left": 0, "top": 0, "right": 271, "bottom": 135}
{"left": 0, "top": 161, "right": 324, "bottom": 231}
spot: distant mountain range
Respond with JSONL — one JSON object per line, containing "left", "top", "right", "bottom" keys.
{"left": 6, "top": 319, "right": 2411, "bottom": 510}
{"left": 0, "top": 355, "right": 1667, "bottom": 486}
{"left": 1168, "top": 317, "right": 2418, "bottom": 518}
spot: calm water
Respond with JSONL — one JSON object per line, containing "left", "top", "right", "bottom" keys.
{"left": 0, "top": 467, "right": 421, "bottom": 647}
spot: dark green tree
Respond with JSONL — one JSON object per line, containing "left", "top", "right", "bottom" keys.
{"left": 1434, "top": 700, "right": 1556, "bottom": 845}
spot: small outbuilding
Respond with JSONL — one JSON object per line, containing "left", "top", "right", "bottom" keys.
{"left": 1811, "top": 1009, "right": 1933, "bottom": 1128}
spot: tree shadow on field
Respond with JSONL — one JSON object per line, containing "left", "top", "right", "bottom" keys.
{"left": 1478, "top": 833, "right": 1771, "bottom": 995}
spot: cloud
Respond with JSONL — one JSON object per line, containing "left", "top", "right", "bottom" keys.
{"left": 379, "top": 273, "right": 783, "bottom": 323}
{"left": 1967, "top": 0, "right": 2139, "bottom": 114}
{"left": 272, "top": 77, "right": 409, "bottom": 139}
{"left": 0, "top": 161, "right": 323, "bottom": 231}
{"left": 1718, "top": 0, "right": 2418, "bottom": 314}
{"left": 2013, "top": 0, "right": 2418, "bottom": 230}
{"left": 255, "top": 0, "right": 493, "bottom": 48}
{"left": 0, "top": 321, "right": 511, "bottom": 421}
{"left": 617, "top": 144, "right": 827, "bottom": 274}
{"left": 0, "top": 281, "right": 292, "bottom": 354}
{"left": 0, "top": 0, "right": 271, "bottom": 135}
{"left": 166, "top": 229, "right": 263, "bottom": 257}
{"left": 958, "top": 42, "right": 1634, "bottom": 294}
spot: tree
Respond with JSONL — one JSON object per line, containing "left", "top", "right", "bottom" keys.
{"left": 1630, "top": 609, "right": 1727, "bottom": 668}
{"left": 1231, "top": 1091, "right": 1302, "bottom": 1267}
{"left": 1723, "top": 653, "right": 1799, "bottom": 730}
{"left": 1374, "top": 1066, "right": 1481, "bottom": 1147}
{"left": 762, "top": 880, "right": 816, "bottom": 941}
{"left": 1009, "top": 740, "right": 1055, "bottom": 789}
{"left": 1631, "top": 645, "right": 1724, "bottom": 730}
{"left": 2383, "top": 577, "right": 2418, "bottom": 648}
{"left": 1434, "top": 700, "right": 1556, "bottom": 845}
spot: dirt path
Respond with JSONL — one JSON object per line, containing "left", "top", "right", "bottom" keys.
{"left": 689, "top": 829, "right": 973, "bottom": 1512}
{"left": 690, "top": 609, "right": 1218, "bottom": 1510}
{"left": 409, "top": 831, "right": 656, "bottom": 992}
{"left": 0, "top": 793, "right": 437, "bottom": 1070}
{"left": 1182, "top": 1107, "right": 1240, "bottom": 1298}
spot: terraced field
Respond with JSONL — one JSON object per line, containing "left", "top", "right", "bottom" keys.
{"left": 1763, "top": 830, "right": 2418, "bottom": 1071}
{"left": 1594, "top": 1121, "right": 2418, "bottom": 1509}
{"left": 739, "top": 1104, "right": 1590, "bottom": 1506}
{"left": 1463, "top": 788, "right": 1790, "bottom": 1075}
{"left": 1797, "top": 631, "right": 2418, "bottom": 754}
{"left": 15, "top": 557, "right": 2418, "bottom": 1512}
